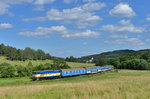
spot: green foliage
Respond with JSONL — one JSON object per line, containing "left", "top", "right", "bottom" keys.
{"left": 93, "top": 49, "right": 150, "bottom": 70}
{"left": 120, "top": 59, "right": 149, "bottom": 70}
{"left": 0, "top": 62, "right": 33, "bottom": 78}
{"left": 108, "top": 58, "right": 120, "bottom": 69}
{"left": 33, "top": 59, "right": 70, "bottom": 71}
{"left": 78, "top": 49, "right": 135, "bottom": 62}
{"left": 33, "top": 64, "right": 49, "bottom": 71}
{"left": 140, "top": 51, "right": 150, "bottom": 62}
{"left": 65, "top": 56, "right": 78, "bottom": 62}
{"left": 51, "top": 58, "right": 70, "bottom": 69}
{"left": 0, "top": 43, "right": 51, "bottom": 61}
{"left": 27, "top": 62, "right": 33, "bottom": 68}
{"left": 96, "top": 57, "right": 107, "bottom": 66}
{"left": 108, "top": 55, "right": 150, "bottom": 70}
{"left": 0, "top": 63, "right": 17, "bottom": 78}
{"left": 15, "top": 65, "right": 32, "bottom": 77}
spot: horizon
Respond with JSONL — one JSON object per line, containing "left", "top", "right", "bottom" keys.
{"left": 0, "top": 0, "right": 150, "bottom": 57}
{"left": 1, "top": 42, "right": 149, "bottom": 58}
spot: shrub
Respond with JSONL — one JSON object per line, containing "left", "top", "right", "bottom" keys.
{"left": 0, "top": 63, "right": 17, "bottom": 78}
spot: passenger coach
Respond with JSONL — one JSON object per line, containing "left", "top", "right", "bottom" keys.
{"left": 61, "top": 68, "right": 86, "bottom": 77}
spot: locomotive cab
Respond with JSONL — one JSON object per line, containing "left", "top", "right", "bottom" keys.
{"left": 32, "top": 71, "right": 41, "bottom": 80}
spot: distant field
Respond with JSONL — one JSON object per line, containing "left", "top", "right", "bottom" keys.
{"left": 0, "top": 56, "right": 95, "bottom": 68}
{"left": 0, "top": 70, "right": 150, "bottom": 99}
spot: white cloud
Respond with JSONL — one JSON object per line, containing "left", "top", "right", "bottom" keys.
{"left": 33, "top": 0, "right": 55, "bottom": 11}
{"left": 83, "top": 0, "right": 95, "bottom": 2}
{"left": 0, "top": 2, "right": 9, "bottom": 15}
{"left": 18, "top": 25, "right": 100, "bottom": 38}
{"left": 82, "top": 42, "right": 88, "bottom": 46}
{"left": 146, "top": 17, "right": 150, "bottom": 21}
{"left": 0, "top": 0, "right": 33, "bottom": 15}
{"left": 34, "top": 0, "right": 55, "bottom": 5}
{"left": 101, "top": 20, "right": 144, "bottom": 33}
{"left": 62, "top": 30, "right": 100, "bottom": 38}
{"left": 109, "top": 3, "right": 136, "bottom": 18}
{"left": 64, "top": 0, "right": 73, "bottom": 4}
{"left": 146, "top": 14, "right": 150, "bottom": 21}
{"left": 23, "top": 2, "right": 105, "bottom": 28}
{"left": 18, "top": 26, "right": 67, "bottom": 37}
{"left": 0, "top": 23, "right": 13, "bottom": 29}
{"left": 104, "top": 37, "right": 145, "bottom": 47}
{"left": 46, "top": 2, "right": 106, "bottom": 25}
{"left": 110, "top": 34, "right": 128, "bottom": 39}
{"left": 119, "top": 20, "right": 130, "bottom": 25}
{"left": 23, "top": 17, "right": 46, "bottom": 21}
{"left": 146, "top": 39, "right": 150, "bottom": 42}
{"left": 0, "top": 0, "right": 56, "bottom": 14}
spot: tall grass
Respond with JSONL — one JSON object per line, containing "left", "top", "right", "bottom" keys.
{"left": 0, "top": 70, "right": 150, "bottom": 99}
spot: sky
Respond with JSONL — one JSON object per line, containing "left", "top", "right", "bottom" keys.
{"left": 0, "top": 0, "right": 150, "bottom": 58}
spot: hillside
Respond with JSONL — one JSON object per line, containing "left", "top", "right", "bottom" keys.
{"left": 0, "top": 56, "right": 94, "bottom": 68}
{"left": 78, "top": 49, "right": 135, "bottom": 62}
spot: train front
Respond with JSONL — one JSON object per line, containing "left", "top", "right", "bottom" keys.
{"left": 32, "top": 71, "right": 41, "bottom": 81}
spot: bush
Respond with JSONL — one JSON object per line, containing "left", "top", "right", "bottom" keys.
{"left": 96, "top": 57, "right": 107, "bottom": 66}
{"left": 118, "top": 59, "right": 149, "bottom": 70}
{"left": 33, "top": 63, "right": 51, "bottom": 71}
{"left": 0, "top": 63, "right": 17, "bottom": 78}
{"left": 15, "top": 65, "right": 32, "bottom": 77}
{"left": 51, "top": 59, "right": 70, "bottom": 69}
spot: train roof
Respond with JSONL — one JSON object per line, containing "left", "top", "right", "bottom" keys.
{"left": 61, "top": 68, "right": 85, "bottom": 71}
{"left": 84, "top": 66, "right": 100, "bottom": 69}
{"left": 33, "top": 69, "right": 60, "bottom": 73}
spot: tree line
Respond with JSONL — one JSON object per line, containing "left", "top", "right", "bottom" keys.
{"left": 96, "top": 50, "right": 150, "bottom": 70}
{"left": 0, "top": 43, "right": 51, "bottom": 61}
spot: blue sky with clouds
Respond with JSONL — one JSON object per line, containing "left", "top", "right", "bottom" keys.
{"left": 0, "top": 0, "right": 150, "bottom": 57}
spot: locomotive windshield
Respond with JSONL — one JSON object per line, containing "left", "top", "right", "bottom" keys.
{"left": 33, "top": 71, "right": 40, "bottom": 74}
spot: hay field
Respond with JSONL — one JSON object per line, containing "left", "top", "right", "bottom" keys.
{"left": 0, "top": 70, "right": 150, "bottom": 99}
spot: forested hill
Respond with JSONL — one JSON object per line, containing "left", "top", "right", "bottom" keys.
{"left": 0, "top": 43, "right": 51, "bottom": 61}
{"left": 77, "top": 49, "right": 135, "bottom": 62}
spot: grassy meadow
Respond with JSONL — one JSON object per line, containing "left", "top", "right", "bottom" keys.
{"left": 0, "top": 56, "right": 95, "bottom": 68}
{"left": 0, "top": 70, "right": 150, "bottom": 99}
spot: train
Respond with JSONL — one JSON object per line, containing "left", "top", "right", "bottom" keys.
{"left": 32, "top": 66, "right": 111, "bottom": 81}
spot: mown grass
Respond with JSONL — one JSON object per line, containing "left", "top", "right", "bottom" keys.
{"left": 0, "top": 70, "right": 150, "bottom": 99}
{"left": 0, "top": 56, "right": 95, "bottom": 68}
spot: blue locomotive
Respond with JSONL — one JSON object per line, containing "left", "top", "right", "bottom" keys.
{"left": 32, "top": 66, "right": 111, "bottom": 81}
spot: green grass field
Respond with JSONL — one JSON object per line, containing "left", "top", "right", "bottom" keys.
{"left": 0, "top": 70, "right": 150, "bottom": 99}
{"left": 0, "top": 56, "right": 95, "bottom": 68}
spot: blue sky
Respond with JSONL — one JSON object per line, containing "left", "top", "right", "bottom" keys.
{"left": 0, "top": 0, "right": 150, "bottom": 57}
